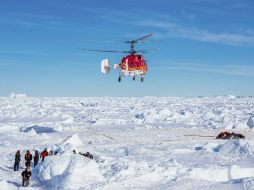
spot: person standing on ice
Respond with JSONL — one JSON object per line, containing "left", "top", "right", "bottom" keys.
{"left": 40, "top": 148, "right": 48, "bottom": 162}
{"left": 14, "top": 150, "right": 21, "bottom": 171}
{"left": 24, "top": 150, "right": 32, "bottom": 168}
{"left": 21, "top": 167, "right": 31, "bottom": 187}
{"left": 34, "top": 150, "right": 39, "bottom": 167}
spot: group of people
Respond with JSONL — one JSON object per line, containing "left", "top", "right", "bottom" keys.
{"left": 14, "top": 149, "right": 93, "bottom": 187}
{"left": 14, "top": 148, "right": 49, "bottom": 187}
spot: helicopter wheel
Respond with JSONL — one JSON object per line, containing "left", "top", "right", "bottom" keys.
{"left": 118, "top": 76, "right": 121, "bottom": 82}
{"left": 141, "top": 77, "right": 144, "bottom": 82}
{"left": 133, "top": 76, "right": 135, "bottom": 81}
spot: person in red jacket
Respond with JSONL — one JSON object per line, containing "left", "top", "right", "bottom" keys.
{"left": 40, "top": 149, "right": 48, "bottom": 162}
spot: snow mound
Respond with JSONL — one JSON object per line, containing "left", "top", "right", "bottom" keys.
{"left": 0, "top": 124, "right": 20, "bottom": 133}
{"left": 36, "top": 154, "right": 105, "bottom": 190}
{"left": 194, "top": 142, "right": 220, "bottom": 152}
{"left": 188, "top": 165, "right": 254, "bottom": 182}
{"left": 227, "top": 95, "right": 236, "bottom": 99}
{"left": 57, "top": 133, "right": 83, "bottom": 154}
{"left": 21, "top": 125, "right": 56, "bottom": 134}
{"left": 218, "top": 140, "right": 252, "bottom": 159}
{"left": 247, "top": 116, "right": 254, "bottom": 128}
{"left": 9, "top": 92, "right": 27, "bottom": 98}
{"left": 61, "top": 114, "right": 74, "bottom": 124}
{"left": 188, "top": 165, "right": 230, "bottom": 182}
{"left": 61, "top": 133, "right": 82, "bottom": 147}
{"left": 0, "top": 180, "right": 18, "bottom": 190}
{"left": 39, "top": 134, "right": 83, "bottom": 157}
{"left": 195, "top": 140, "right": 253, "bottom": 159}
{"left": 102, "top": 158, "right": 187, "bottom": 186}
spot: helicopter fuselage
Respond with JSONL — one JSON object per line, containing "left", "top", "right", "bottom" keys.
{"left": 120, "top": 54, "right": 147, "bottom": 76}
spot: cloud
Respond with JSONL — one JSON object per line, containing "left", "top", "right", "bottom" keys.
{"left": 89, "top": 5, "right": 254, "bottom": 46}
{"left": 0, "top": 59, "right": 30, "bottom": 68}
{"left": 153, "top": 63, "right": 254, "bottom": 77}
{"left": 0, "top": 50, "right": 48, "bottom": 55}
{"left": 0, "top": 12, "right": 66, "bottom": 30}
{"left": 135, "top": 20, "right": 254, "bottom": 46}
{"left": 0, "top": 17, "right": 42, "bottom": 27}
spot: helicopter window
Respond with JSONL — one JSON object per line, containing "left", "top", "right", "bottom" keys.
{"left": 137, "top": 55, "right": 141, "bottom": 60}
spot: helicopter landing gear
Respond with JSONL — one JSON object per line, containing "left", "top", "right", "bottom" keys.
{"left": 118, "top": 76, "right": 121, "bottom": 82}
{"left": 133, "top": 76, "right": 135, "bottom": 81}
{"left": 141, "top": 77, "right": 144, "bottom": 82}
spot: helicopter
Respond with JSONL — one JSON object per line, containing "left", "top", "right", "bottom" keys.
{"left": 81, "top": 34, "right": 154, "bottom": 82}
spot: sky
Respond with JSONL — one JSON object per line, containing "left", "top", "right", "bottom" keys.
{"left": 0, "top": 0, "right": 254, "bottom": 96}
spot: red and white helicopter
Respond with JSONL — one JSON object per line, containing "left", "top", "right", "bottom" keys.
{"left": 81, "top": 34, "right": 154, "bottom": 82}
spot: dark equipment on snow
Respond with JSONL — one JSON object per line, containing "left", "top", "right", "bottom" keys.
{"left": 216, "top": 131, "right": 245, "bottom": 139}
{"left": 231, "top": 132, "right": 245, "bottom": 139}
{"left": 79, "top": 152, "right": 93, "bottom": 159}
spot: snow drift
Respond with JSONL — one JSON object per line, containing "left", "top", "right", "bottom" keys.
{"left": 0, "top": 180, "right": 18, "bottom": 190}
{"left": 34, "top": 133, "right": 104, "bottom": 189}
{"left": 218, "top": 140, "right": 253, "bottom": 160}
{"left": 36, "top": 155, "right": 105, "bottom": 190}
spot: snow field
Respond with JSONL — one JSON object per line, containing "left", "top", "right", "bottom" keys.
{"left": 0, "top": 96, "right": 254, "bottom": 189}
{"left": 1, "top": 96, "right": 254, "bottom": 129}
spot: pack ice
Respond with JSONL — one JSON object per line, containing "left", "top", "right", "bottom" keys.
{"left": 0, "top": 96, "right": 254, "bottom": 189}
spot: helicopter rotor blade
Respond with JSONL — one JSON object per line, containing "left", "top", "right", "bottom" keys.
{"left": 134, "top": 33, "right": 154, "bottom": 42}
{"left": 82, "top": 38, "right": 160, "bottom": 44}
{"left": 126, "top": 33, "right": 153, "bottom": 44}
{"left": 135, "top": 48, "right": 160, "bottom": 53}
{"left": 138, "top": 39, "right": 163, "bottom": 43}
{"left": 80, "top": 48, "right": 129, "bottom": 53}
{"left": 135, "top": 50, "right": 147, "bottom": 53}
{"left": 82, "top": 40, "right": 124, "bottom": 44}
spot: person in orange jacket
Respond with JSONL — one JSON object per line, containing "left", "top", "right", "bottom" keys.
{"left": 24, "top": 150, "right": 32, "bottom": 168}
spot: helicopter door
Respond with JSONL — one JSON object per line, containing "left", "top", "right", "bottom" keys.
{"left": 125, "top": 59, "right": 128, "bottom": 72}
